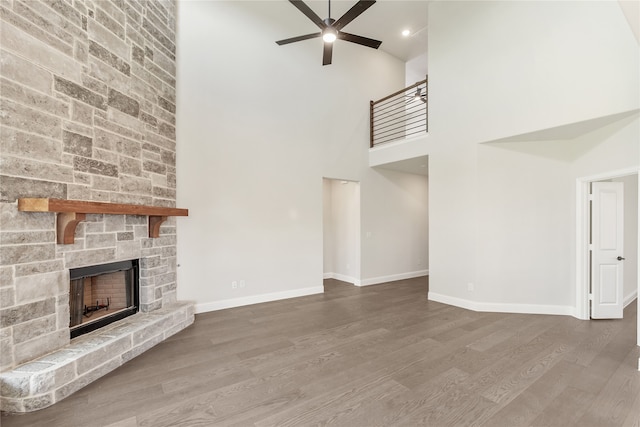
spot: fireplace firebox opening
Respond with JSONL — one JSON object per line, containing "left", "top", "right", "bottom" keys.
{"left": 69, "top": 259, "right": 139, "bottom": 339}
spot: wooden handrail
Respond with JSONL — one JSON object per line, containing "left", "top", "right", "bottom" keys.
{"left": 18, "top": 198, "right": 188, "bottom": 244}
{"left": 372, "top": 78, "right": 427, "bottom": 106}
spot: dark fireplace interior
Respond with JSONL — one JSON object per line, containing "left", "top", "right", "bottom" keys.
{"left": 69, "top": 259, "right": 139, "bottom": 339}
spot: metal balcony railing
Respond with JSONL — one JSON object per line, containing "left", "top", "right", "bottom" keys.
{"left": 370, "top": 77, "right": 427, "bottom": 148}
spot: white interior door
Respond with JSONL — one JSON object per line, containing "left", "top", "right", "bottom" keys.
{"left": 591, "top": 181, "right": 625, "bottom": 319}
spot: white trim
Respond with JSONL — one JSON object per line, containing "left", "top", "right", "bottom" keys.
{"left": 577, "top": 167, "right": 640, "bottom": 183}
{"left": 428, "top": 292, "right": 575, "bottom": 316}
{"left": 368, "top": 132, "right": 428, "bottom": 152}
{"left": 624, "top": 290, "right": 638, "bottom": 308}
{"left": 576, "top": 178, "right": 591, "bottom": 320}
{"left": 194, "top": 286, "right": 324, "bottom": 314}
{"left": 357, "top": 270, "right": 429, "bottom": 287}
{"left": 576, "top": 166, "right": 640, "bottom": 320}
{"left": 323, "top": 272, "right": 359, "bottom": 285}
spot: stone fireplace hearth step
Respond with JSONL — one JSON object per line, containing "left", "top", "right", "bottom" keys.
{"left": 0, "top": 301, "right": 194, "bottom": 413}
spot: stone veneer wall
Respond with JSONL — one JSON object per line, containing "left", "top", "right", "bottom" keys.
{"left": 0, "top": 0, "right": 181, "bottom": 374}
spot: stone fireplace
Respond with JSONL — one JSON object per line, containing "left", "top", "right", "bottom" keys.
{"left": 0, "top": 0, "right": 194, "bottom": 413}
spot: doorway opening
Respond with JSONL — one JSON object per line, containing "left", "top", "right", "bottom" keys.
{"left": 576, "top": 168, "right": 638, "bottom": 321}
{"left": 322, "top": 178, "right": 361, "bottom": 286}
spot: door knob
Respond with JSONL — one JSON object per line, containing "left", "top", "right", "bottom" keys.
{"left": 617, "top": 256, "right": 625, "bottom": 261}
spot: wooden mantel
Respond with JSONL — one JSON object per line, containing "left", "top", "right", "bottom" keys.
{"left": 18, "top": 198, "right": 189, "bottom": 244}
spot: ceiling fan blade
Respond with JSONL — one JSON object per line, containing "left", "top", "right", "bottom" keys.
{"left": 333, "top": 0, "right": 376, "bottom": 31}
{"left": 338, "top": 31, "right": 382, "bottom": 49}
{"left": 276, "top": 32, "right": 321, "bottom": 45}
{"left": 322, "top": 42, "right": 333, "bottom": 65}
{"left": 289, "top": 0, "right": 326, "bottom": 29}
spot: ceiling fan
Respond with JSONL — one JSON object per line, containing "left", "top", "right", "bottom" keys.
{"left": 408, "top": 87, "right": 427, "bottom": 104}
{"left": 276, "top": 0, "right": 382, "bottom": 66}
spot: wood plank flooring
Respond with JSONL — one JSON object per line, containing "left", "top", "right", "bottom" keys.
{"left": 2, "top": 277, "right": 639, "bottom": 426}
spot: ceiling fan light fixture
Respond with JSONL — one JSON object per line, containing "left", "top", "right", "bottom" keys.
{"left": 323, "top": 28, "right": 337, "bottom": 43}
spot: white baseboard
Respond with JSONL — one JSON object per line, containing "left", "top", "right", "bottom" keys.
{"left": 323, "top": 272, "right": 358, "bottom": 284}
{"left": 624, "top": 290, "right": 638, "bottom": 308}
{"left": 428, "top": 292, "right": 575, "bottom": 316}
{"left": 357, "top": 270, "right": 429, "bottom": 287}
{"left": 194, "top": 286, "right": 324, "bottom": 314}
{"left": 323, "top": 270, "right": 429, "bottom": 287}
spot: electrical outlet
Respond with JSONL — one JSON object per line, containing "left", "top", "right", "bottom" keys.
{"left": 467, "top": 282, "right": 474, "bottom": 292}
{"left": 232, "top": 281, "right": 238, "bottom": 289}
{"left": 239, "top": 280, "right": 245, "bottom": 288}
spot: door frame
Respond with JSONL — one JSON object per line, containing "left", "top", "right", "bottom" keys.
{"left": 575, "top": 166, "right": 639, "bottom": 321}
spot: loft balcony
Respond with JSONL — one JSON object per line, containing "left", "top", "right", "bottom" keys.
{"left": 369, "top": 77, "right": 429, "bottom": 173}
{"left": 370, "top": 77, "right": 427, "bottom": 147}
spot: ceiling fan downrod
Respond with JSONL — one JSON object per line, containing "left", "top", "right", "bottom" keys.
{"left": 325, "top": 0, "right": 335, "bottom": 27}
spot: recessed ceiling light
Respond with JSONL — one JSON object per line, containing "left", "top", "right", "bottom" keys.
{"left": 402, "top": 29, "right": 411, "bottom": 37}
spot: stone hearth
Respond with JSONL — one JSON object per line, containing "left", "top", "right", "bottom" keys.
{"left": 0, "top": 301, "right": 193, "bottom": 413}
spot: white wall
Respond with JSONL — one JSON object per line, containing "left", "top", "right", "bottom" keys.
{"left": 426, "top": 1, "right": 640, "bottom": 315}
{"left": 360, "top": 169, "right": 429, "bottom": 285}
{"left": 406, "top": 52, "right": 427, "bottom": 87}
{"left": 612, "top": 174, "right": 639, "bottom": 303}
{"left": 428, "top": 1, "right": 638, "bottom": 146}
{"left": 474, "top": 141, "right": 573, "bottom": 308}
{"left": 322, "top": 179, "right": 334, "bottom": 275}
{"left": 176, "top": 1, "right": 427, "bottom": 311}
{"left": 474, "top": 117, "right": 638, "bottom": 312}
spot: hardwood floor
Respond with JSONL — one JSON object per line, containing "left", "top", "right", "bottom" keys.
{"left": 3, "top": 277, "right": 639, "bottom": 426}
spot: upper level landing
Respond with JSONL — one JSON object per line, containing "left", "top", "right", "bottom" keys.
{"left": 369, "top": 132, "right": 429, "bottom": 175}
